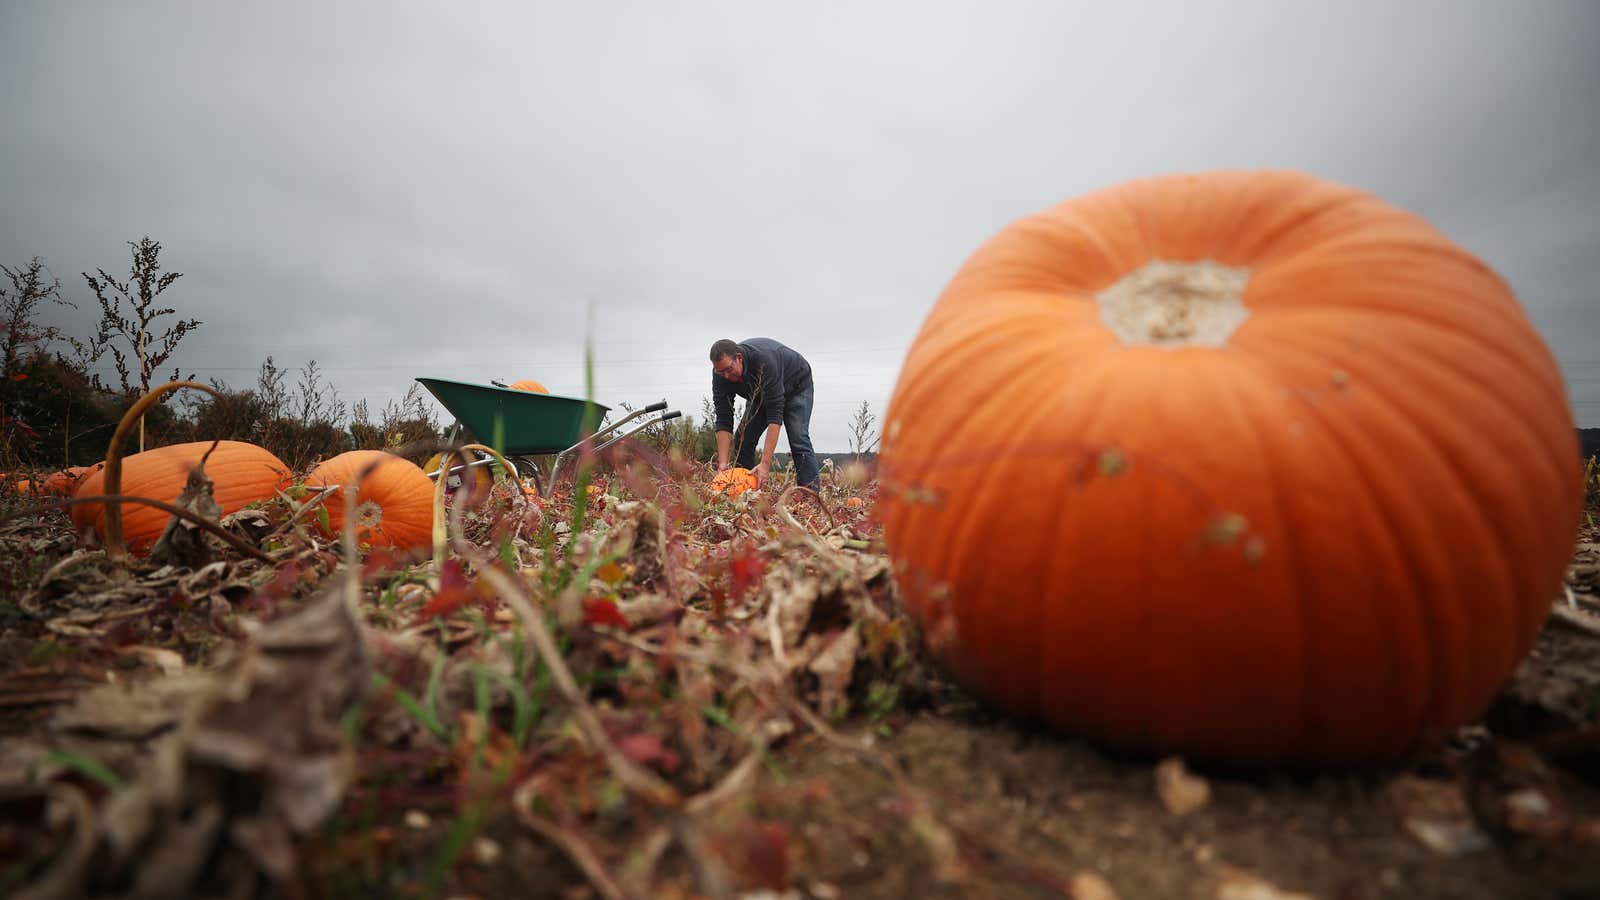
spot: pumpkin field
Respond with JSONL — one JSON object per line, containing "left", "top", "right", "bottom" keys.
{"left": 3, "top": 172, "right": 1599, "bottom": 900}
{"left": 1, "top": 409, "right": 1597, "bottom": 900}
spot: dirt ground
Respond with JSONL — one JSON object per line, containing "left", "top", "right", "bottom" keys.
{"left": 2, "top": 478, "right": 1598, "bottom": 900}
{"left": 439, "top": 616, "right": 1600, "bottom": 900}
{"left": 765, "top": 625, "right": 1600, "bottom": 900}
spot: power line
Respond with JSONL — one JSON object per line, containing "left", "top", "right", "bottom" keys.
{"left": 128, "top": 345, "right": 913, "bottom": 373}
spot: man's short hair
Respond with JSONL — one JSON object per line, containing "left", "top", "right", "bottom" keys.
{"left": 709, "top": 339, "right": 740, "bottom": 362}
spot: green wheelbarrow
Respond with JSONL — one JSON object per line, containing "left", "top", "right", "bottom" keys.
{"left": 415, "top": 376, "right": 682, "bottom": 494}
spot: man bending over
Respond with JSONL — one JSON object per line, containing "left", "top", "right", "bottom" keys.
{"left": 709, "top": 337, "right": 820, "bottom": 491}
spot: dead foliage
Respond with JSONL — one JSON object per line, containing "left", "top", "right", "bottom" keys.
{"left": 0, "top": 453, "right": 1595, "bottom": 899}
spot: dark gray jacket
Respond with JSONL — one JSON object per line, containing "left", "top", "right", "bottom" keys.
{"left": 712, "top": 338, "right": 812, "bottom": 431}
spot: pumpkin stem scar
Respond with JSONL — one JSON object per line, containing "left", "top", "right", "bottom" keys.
{"left": 1096, "top": 260, "right": 1251, "bottom": 347}
{"left": 354, "top": 499, "right": 384, "bottom": 530}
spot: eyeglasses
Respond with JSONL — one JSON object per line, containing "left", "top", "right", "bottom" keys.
{"left": 713, "top": 359, "right": 737, "bottom": 378}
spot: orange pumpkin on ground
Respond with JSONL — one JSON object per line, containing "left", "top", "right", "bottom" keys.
{"left": 305, "top": 450, "right": 435, "bottom": 552}
{"left": 509, "top": 379, "right": 549, "bottom": 394}
{"left": 12, "top": 465, "right": 100, "bottom": 496}
{"left": 710, "top": 467, "right": 758, "bottom": 498}
{"left": 844, "top": 496, "right": 866, "bottom": 509}
{"left": 46, "top": 465, "right": 102, "bottom": 496}
{"left": 71, "top": 442, "right": 289, "bottom": 552}
{"left": 877, "top": 169, "right": 1583, "bottom": 767}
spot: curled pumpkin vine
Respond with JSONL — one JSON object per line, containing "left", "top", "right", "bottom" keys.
{"left": 99, "top": 380, "right": 221, "bottom": 562}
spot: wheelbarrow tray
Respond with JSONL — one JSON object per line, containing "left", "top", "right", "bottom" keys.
{"left": 416, "top": 377, "right": 611, "bottom": 455}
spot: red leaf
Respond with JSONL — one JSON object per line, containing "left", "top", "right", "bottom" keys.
{"left": 412, "top": 559, "right": 478, "bottom": 625}
{"left": 361, "top": 548, "right": 405, "bottom": 579}
{"left": 730, "top": 543, "right": 767, "bottom": 600}
{"left": 615, "top": 732, "right": 680, "bottom": 772}
{"left": 743, "top": 821, "right": 791, "bottom": 890}
{"left": 582, "top": 597, "right": 630, "bottom": 630}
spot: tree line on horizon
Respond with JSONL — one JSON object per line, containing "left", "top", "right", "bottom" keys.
{"left": 2, "top": 238, "right": 882, "bottom": 475}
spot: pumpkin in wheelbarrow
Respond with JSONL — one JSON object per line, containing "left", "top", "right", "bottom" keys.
{"left": 710, "top": 467, "right": 758, "bottom": 498}
{"left": 876, "top": 169, "right": 1582, "bottom": 768}
{"left": 509, "top": 379, "right": 549, "bottom": 394}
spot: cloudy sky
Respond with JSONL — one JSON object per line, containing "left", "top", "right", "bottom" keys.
{"left": 3, "top": 1, "right": 1597, "bottom": 451}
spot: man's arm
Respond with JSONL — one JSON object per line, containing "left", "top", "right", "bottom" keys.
{"left": 712, "top": 373, "right": 736, "bottom": 469}
{"left": 753, "top": 423, "right": 781, "bottom": 484}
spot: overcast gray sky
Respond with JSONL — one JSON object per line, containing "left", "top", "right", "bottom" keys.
{"left": 4, "top": 1, "right": 1597, "bottom": 451}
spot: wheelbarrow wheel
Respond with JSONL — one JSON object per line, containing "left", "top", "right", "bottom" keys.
{"left": 423, "top": 450, "right": 491, "bottom": 497}
{"left": 513, "top": 456, "right": 546, "bottom": 497}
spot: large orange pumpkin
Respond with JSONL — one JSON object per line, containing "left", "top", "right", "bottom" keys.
{"left": 877, "top": 169, "right": 1583, "bottom": 767}
{"left": 305, "top": 450, "right": 434, "bottom": 552}
{"left": 509, "top": 379, "right": 549, "bottom": 394}
{"left": 72, "top": 442, "right": 289, "bottom": 552}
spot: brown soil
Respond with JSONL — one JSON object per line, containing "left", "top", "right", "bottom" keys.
{"left": 3, "top": 476, "right": 1598, "bottom": 900}
{"left": 768, "top": 647, "right": 1600, "bottom": 900}
{"left": 446, "top": 619, "right": 1600, "bottom": 900}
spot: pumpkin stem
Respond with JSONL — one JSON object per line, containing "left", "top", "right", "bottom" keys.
{"left": 1096, "top": 260, "right": 1251, "bottom": 347}
{"left": 101, "top": 380, "right": 221, "bottom": 562}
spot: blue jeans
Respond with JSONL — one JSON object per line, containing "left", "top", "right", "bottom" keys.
{"left": 736, "top": 381, "right": 820, "bottom": 489}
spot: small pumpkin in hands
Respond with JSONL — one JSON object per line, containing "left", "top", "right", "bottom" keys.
{"left": 710, "top": 467, "right": 759, "bottom": 498}
{"left": 305, "top": 450, "right": 434, "bottom": 552}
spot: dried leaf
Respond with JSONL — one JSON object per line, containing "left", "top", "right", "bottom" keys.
{"left": 1069, "top": 870, "right": 1122, "bottom": 900}
{"left": 150, "top": 461, "right": 223, "bottom": 567}
{"left": 5, "top": 586, "right": 368, "bottom": 898}
{"left": 1155, "top": 757, "right": 1211, "bottom": 816}
{"left": 807, "top": 627, "right": 860, "bottom": 720}
{"left": 1214, "top": 865, "right": 1316, "bottom": 900}
{"left": 116, "top": 645, "right": 185, "bottom": 676}
{"left": 1402, "top": 818, "right": 1491, "bottom": 857}
{"left": 617, "top": 591, "right": 681, "bottom": 628}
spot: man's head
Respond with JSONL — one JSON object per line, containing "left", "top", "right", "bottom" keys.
{"left": 709, "top": 338, "right": 743, "bottom": 382}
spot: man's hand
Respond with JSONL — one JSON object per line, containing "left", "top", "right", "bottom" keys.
{"left": 752, "top": 460, "right": 771, "bottom": 485}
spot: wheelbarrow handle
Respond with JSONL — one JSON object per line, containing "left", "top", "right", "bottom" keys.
{"left": 551, "top": 407, "right": 682, "bottom": 481}
{"left": 643, "top": 400, "right": 668, "bottom": 413}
